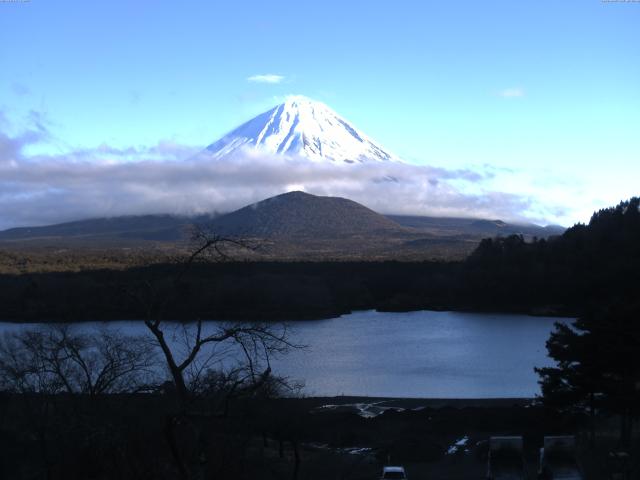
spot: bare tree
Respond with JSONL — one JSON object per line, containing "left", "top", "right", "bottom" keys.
{"left": 124, "top": 227, "right": 298, "bottom": 408}
{"left": 0, "top": 325, "right": 157, "bottom": 395}
{"left": 0, "top": 325, "right": 158, "bottom": 479}
{"left": 145, "top": 318, "right": 296, "bottom": 410}
{"left": 0, "top": 229, "right": 303, "bottom": 479}
{"left": 125, "top": 227, "right": 302, "bottom": 479}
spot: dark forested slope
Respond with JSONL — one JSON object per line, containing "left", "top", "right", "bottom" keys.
{"left": 0, "top": 198, "right": 637, "bottom": 322}
{"left": 463, "top": 197, "right": 640, "bottom": 312}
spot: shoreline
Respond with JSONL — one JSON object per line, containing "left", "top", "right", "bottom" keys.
{"left": 0, "top": 307, "right": 575, "bottom": 324}
{"left": 291, "top": 395, "right": 535, "bottom": 411}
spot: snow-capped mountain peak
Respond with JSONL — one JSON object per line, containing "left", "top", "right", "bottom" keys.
{"left": 205, "top": 95, "right": 400, "bottom": 163}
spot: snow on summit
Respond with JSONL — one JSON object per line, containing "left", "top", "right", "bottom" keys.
{"left": 205, "top": 96, "right": 400, "bottom": 164}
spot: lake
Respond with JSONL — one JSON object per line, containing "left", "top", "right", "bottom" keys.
{"left": 0, "top": 310, "right": 570, "bottom": 398}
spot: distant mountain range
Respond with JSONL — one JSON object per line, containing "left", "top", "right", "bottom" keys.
{"left": 387, "top": 215, "right": 565, "bottom": 238}
{"left": 0, "top": 215, "right": 192, "bottom": 242}
{"left": 0, "top": 191, "right": 564, "bottom": 260}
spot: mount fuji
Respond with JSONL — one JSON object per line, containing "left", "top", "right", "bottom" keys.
{"left": 205, "top": 96, "right": 400, "bottom": 164}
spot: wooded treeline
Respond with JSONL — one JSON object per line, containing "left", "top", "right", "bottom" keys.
{"left": 530, "top": 198, "right": 640, "bottom": 450}
{"left": 1, "top": 199, "right": 638, "bottom": 322}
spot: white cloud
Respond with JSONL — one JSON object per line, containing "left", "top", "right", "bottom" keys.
{"left": 0, "top": 112, "right": 570, "bottom": 230}
{"left": 499, "top": 87, "right": 525, "bottom": 98}
{"left": 247, "top": 74, "right": 285, "bottom": 84}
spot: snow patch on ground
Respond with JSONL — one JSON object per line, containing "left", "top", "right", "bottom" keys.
{"left": 305, "top": 442, "right": 374, "bottom": 457}
{"left": 315, "top": 401, "right": 405, "bottom": 418}
{"left": 446, "top": 436, "right": 470, "bottom": 455}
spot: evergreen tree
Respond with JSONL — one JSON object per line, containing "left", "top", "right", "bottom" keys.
{"left": 537, "top": 301, "right": 640, "bottom": 447}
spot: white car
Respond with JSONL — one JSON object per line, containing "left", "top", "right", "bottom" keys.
{"left": 380, "top": 466, "right": 408, "bottom": 479}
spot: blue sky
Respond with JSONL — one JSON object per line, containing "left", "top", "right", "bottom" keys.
{"left": 1, "top": 0, "right": 639, "bottom": 227}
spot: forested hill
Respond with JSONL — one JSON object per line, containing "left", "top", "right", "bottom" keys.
{"left": 463, "top": 197, "right": 640, "bottom": 312}
{"left": 0, "top": 199, "right": 637, "bottom": 322}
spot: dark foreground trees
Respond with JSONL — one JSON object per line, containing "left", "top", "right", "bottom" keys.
{"left": 125, "top": 228, "right": 303, "bottom": 478}
{"left": 523, "top": 198, "right": 640, "bottom": 448}
{"left": 0, "top": 325, "right": 159, "bottom": 478}
{"left": 0, "top": 229, "right": 303, "bottom": 479}
{"left": 536, "top": 301, "right": 640, "bottom": 448}
{"left": 0, "top": 325, "right": 157, "bottom": 396}
{"left": 0, "top": 322, "right": 301, "bottom": 480}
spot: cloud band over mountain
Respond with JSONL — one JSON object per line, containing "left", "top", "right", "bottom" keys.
{"left": 0, "top": 111, "right": 559, "bottom": 231}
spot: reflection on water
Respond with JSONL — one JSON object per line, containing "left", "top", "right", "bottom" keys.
{"left": 278, "top": 310, "right": 569, "bottom": 398}
{"left": 0, "top": 310, "right": 570, "bottom": 398}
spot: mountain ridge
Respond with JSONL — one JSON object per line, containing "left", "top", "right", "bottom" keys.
{"left": 0, "top": 191, "right": 565, "bottom": 260}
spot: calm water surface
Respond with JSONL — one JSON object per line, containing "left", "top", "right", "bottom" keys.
{"left": 0, "top": 310, "right": 570, "bottom": 398}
